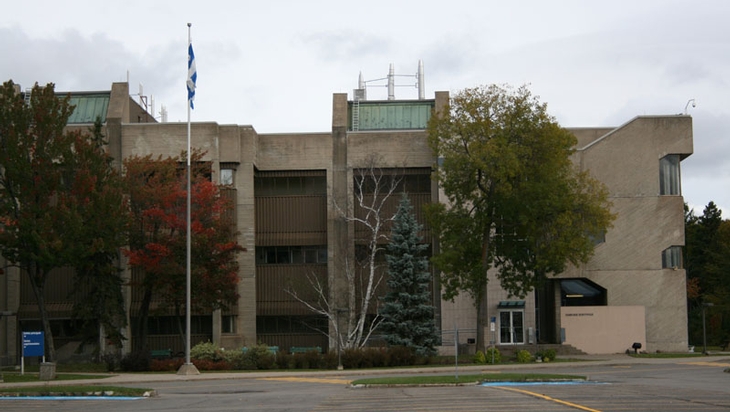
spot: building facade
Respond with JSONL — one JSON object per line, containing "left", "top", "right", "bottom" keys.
{"left": 0, "top": 82, "right": 693, "bottom": 365}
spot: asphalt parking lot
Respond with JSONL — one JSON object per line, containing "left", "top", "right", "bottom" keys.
{"left": 1, "top": 355, "right": 729, "bottom": 411}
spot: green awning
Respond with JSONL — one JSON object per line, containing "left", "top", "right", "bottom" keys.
{"left": 498, "top": 300, "right": 525, "bottom": 308}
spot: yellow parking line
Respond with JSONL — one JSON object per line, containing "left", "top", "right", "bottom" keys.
{"left": 259, "top": 377, "right": 351, "bottom": 385}
{"left": 685, "top": 361, "right": 730, "bottom": 368}
{"left": 496, "top": 386, "right": 601, "bottom": 412}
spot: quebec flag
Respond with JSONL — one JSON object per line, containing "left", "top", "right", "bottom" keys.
{"left": 187, "top": 43, "right": 197, "bottom": 109}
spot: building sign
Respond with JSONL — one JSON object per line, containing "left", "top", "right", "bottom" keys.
{"left": 22, "top": 331, "right": 44, "bottom": 357}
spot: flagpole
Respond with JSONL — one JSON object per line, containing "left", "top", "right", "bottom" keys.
{"left": 186, "top": 21, "right": 192, "bottom": 367}
{"left": 179, "top": 22, "right": 199, "bottom": 375}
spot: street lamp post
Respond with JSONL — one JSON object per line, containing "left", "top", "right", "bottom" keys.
{"left": 702, "top": 302, "right": 714, "bottom": 355}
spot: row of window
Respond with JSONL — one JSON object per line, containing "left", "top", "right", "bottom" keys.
{"left": 255, "top": 176, "right": 327, "bottom": 196}
{"left": 222, "top": 156, "right": 679, "bottom": 197}
{"left": 257, "top": 315, "right": 328, "bottom": 334}
{"left": 255, "top": 246, "right": 328, "bottom": 265}
{"left": 129, "top": 315, "right": 213, "bottom": 335}
{"left": 255, "top": 245, "right": 681, "bottom": 268}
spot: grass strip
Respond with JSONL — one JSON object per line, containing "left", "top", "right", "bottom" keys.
{"left": 629, "top": 352, "right": 712, "bottom": 358}
{"left": 0, "top": 385, "right": 153, "bottom": 397}
{"left": 352, "top": 373, "right": 586, "bottom": 386}
{"left": 1, "top": 373, "right": 112, "bottom": 383}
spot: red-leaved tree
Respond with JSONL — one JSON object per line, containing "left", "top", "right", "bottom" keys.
{"left": 123, "top": 151, "right": 243, "bottom": 352}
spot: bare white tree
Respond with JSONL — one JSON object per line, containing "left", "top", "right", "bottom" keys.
{"left": 287, "top": 154, "right": 403, "bottom": 349}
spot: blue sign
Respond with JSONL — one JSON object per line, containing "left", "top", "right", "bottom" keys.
{"left": 22, "top": 331, "right": 44, "bottom": 357}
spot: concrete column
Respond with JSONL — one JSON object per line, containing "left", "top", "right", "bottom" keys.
{"left": 329, "top": 94, "right": 351, "bottom": 351}
{"left": 234, "top": 127, "right": 257, "bottom": 348}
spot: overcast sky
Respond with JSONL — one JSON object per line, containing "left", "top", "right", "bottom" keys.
{"left": 1, "top": 0, "right": 728, "bottom": 215}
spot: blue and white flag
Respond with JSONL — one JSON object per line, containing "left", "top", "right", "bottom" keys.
{"left": 187, "top": 43, "right": 197, "bottom": 109}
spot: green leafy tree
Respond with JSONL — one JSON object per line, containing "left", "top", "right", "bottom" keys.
{"left": 708, "top": 220, "right": 730, "bottom": 348}
{"left": 379, "top": 194, "right": 438, "bottom": 356}
{"left": 0, "top": 81, "right": 128, "bottom": 361}
{"left": 67, "top": 119, "right": 129, "bottom": 351}
{"left": 685, "top": 202, "right": 729, "bottom": 347}
{"left": 425, "top": 84, "right": 614, "bottom": 350}
{"left": 123, "top": 152, "right": 244, "bottom": 352}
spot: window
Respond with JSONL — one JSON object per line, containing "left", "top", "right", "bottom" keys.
{"left": 256, "top": 246, "right": 328, "bottom": 264}
{"left": 254, "top": 172, "right": 326, "bottom": 196}
{"left": 662, "top": 246, "right": 683, "bottom": 269}
{"left": 355, "top": 168, "right": 431, "bottom": 195}
{"left": 140, "top": 316, "right": 212, "bottom": 335}
{"left": 220, "top": 169, "right": 234, "bottom": 186}
{"left": 588, "top": 229, "right": 606, "bottom": 246}
{"left": 560, "top": 279, "right": 607, "bottom": 306}
{"left": 659, "top": 155, "right": 681, "bottom": 195}
{"left": 222, "top": 315, "right": 235, "bottom": 334}
{"left": 256, "top": 315, "right": 328, "bottom": 333}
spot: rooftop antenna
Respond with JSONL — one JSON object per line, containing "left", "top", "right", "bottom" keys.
{"left": 417, "top": 60, "right": 425, "bottom": 100}
{"left": 356, "top": 61, "right": 425, "bottom": 101}
{"left": 388, "top": 64, "right": 395, "bottom": 100}
{"left": 138, "top": 83, "right": 148, "bottom": 112}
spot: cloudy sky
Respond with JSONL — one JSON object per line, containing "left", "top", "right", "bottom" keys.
{"left": 1, "top": 0, "right": 728, "bottom": 215}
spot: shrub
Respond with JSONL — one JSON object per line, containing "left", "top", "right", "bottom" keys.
{"left": 288, "top": 348, "right": 323, "bottom": 369}
{"left": 120, "top": 350, "right": 150, "bottom": 371}
{"left": 516, "top": 349, "right": 532, "bottom": 363}
{"left": 361, "top": 347, "right": 388, "bottom": 368}
{"left": 328, "top": 346, "right": 434, "bottom": 369}
{"left": 474, "top": 350, "right": 487, "bottom": 365}
{"left": 538, "top": 348, "right": 557, "bottom": 362}
{"left": 223, "top": 350, "right": 247, "bottom": 370}
{"left": 276, "top": 352, "right": 293, "bottom": 369}
{"left": 302, "top": 349, "right": 323, "bottom": 369}
{"left": 388, "top": 346, "right": 415, "bottom": 367}
{"left": 191, "top": 341, "right": 222, "bottom": 361}
{"left": 150, "top": 357, "right": 184, "bottom": 371}
{"left": 256, "top": 349, "right": 277, "bottom": 370}
{"left": 321, "top": 351, "right": 339, "bottom": 369}
{"left": 193, "top": 358, "right": 232, "bottom": 371}
{"left": 341, "top": 348, "right": 364, "bottom": 369}
{"left": 240, "top": 343, "right": 277, "bottom": 370}
{"left": 484, "top": 347, "right": 501, "bottom": 364}
{"left": 101, "top": 352, "right": 120, "bottom": 372}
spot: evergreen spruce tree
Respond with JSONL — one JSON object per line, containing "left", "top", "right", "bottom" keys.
{"left": 380, "top": 193, "right": 438, "bottom": 356}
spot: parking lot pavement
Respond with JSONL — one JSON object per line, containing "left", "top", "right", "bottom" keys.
{"left": 2, "top": 354, "right": 729, "bottom": 412}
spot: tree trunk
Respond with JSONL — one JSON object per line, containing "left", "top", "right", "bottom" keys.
{"left": 175, "top": 303, "right": 186, "bottom": 351}
{"left": 27, "top": 264, "right": 56, "bottom": 362}
{"left": 476, "top": 188, "right": 495, "bottom": 352}
{"left": 136, "top": 286, "right": 153, "bottom": 353}
{"left": 476, "top": 285, "right": 488, "bottom": 352}
{"left": 346, "top": 268, "right": 357, "bottom": 348}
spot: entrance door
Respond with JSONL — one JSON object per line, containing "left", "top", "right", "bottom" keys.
{"left": 499, "top": 311, "right": 524, "bottom": 344}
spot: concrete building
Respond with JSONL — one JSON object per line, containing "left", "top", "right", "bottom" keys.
{"left": 468, "top": 116, "right": 693, "bottom": 355}
{"left": 0, "top": 81, "right": 692, "bottom": 365}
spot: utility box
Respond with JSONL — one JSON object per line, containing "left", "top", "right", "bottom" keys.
{"left": 39, "top": 362, "right": 56, "bottom": 381}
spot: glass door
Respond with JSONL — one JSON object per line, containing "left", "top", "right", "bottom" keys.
{"left": 499, "top": 311, "right": 524, "bottom": 344}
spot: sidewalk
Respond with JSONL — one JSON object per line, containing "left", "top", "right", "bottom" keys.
{"left": 2, "top": 353, "right": 728, "bottom": 388}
